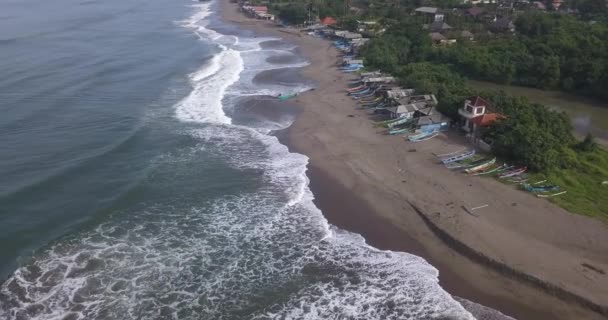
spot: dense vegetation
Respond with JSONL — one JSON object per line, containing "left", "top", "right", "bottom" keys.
{"left": 357, "top": 14, "right": 607, "bottom": 218}
{"left": 360, "top": 19, "right": 603, "bottom": 172}
{"left": 429, "top": 12, "right": 608, "bottom": 101}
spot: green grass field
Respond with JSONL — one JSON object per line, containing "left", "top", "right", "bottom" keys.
{"left": 525, "top": 148, "right": 608, "bottom": 222}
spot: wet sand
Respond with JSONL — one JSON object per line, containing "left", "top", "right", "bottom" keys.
{"left": 218, "top": 1, "right": 608, "bottom": 319}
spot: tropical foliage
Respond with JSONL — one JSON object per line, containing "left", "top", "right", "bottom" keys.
{"left": 428, "top": 12, "right": 608, "bottom": 101}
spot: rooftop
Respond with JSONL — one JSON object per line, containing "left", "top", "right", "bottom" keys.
{"left": 415, "top": 7, "right": 439, "bottom": 14}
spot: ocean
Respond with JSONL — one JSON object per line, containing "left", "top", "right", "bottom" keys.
{"left": 0, "top": 0, "right": 480, "bottom": 318}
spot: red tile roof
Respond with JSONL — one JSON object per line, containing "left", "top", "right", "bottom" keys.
{"left": 471, "top": 113, "right": 503, "bottom": 127}
{"left": 321, "top": 17, "right": 337, "bottom": 25}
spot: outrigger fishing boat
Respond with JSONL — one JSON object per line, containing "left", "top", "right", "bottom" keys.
{"left": 441, "top": 150, "right": 476, "bottom": 165}
{"left": 386, "top": 117, "right": 410, "bottom": 128}
{"left": 537, "top": 191, "right": 567, "bottom": 198}
{"left": 408, "top": 131, "right": 439, "bottom": 142}
{"left": 472, "top": 164, "right": 513, "bottom": 176}
{"left": 522, "top": 183, "right": 560, "bottom": 193}
{"left": 277, "top": 92, "right": 298, "bottom": 101}
{"left": 464, "top": 158, "right": 497, "bottom": 174}
{"left": 498, "top": 167, "right": 527, "bottom": 178}
{"left": 445, "top": 156, "right": 487, "bottom": 170}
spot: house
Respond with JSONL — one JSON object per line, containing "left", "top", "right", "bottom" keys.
{"left": 462, "top": 0, "right": 496, "bottom": 4}
{"left": 321, "top": 16, "right": 337, "bottom": 26}
{"left": 465, "top": 6, "right": 485, "bottom": 18}
{"left": 460, "top": 30, "right": 475, "bottom": 41}
{"left": 532, "top": 1, "right": 547, "bottom": 10}
{"left": 552, "top": 0, "right": 563, "bottom": 9}
{"left": 429, "top": 32, "right": 447, "bottom": 43}
{"left": 417, "top": 112, "right": 451, "bottom": 133}
{"left": 387, "top": 102, "right": 433, "bottom": 119}
{"left": 458, "top": 96, "right": 504, "bottom": 136}
{"left": 387, "top": 95, "right": 437, "bottom": 119}
{"left": 429, "top": 32, "right": 456, "bottom": 44}
{"left": 424, "top": 21, "right": 453, "bottom": 33}
{"left": 415, "top": 7, "right": 445, "bottom": 22}
{"left": 490, "top": 17, "right": 515, "bottom": 32}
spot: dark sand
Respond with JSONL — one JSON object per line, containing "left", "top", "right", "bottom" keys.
{"left": 218, "top": 1, "right": 608, "bottom": 319}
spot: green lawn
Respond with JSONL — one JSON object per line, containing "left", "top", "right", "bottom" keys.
{"left": 526, "top": 148, "right": 608, "bottom": 221}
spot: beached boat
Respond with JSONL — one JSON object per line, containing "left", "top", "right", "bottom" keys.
{"left": 445, "top": 156, "right": 486, "bottom": 169}
{"left": 277, "top": 93, "right": 298, "bottom": 101}
{"left": 523, "top": 184, "right": 560, "bottom": 193}
{"left": 386, "top": 117, "right": 410, "bottom": 128}
{"left": 498, "top": 167, "right": 527, "bottom": 178}
{"left": 441, "top": 150, "right": 476, "bottom": 165}
{"left": 388, "top": 127, "right": 412, "bottom": 135}
{"left": 348, "top": 88, "right": 370, "bottom": 96}
{"left": 409, "top": 131, "right": 438, "bottom": 142}
{"left": 346, "top": 85, "right": 366, "bottom": 92}
{"left": 537, "top": 190, "right": 567, "bottom": 198}
{"left": 465, "top": 158, "right": 497, "bottom": 174}
{"left": 473, "top": 164, "right": 513, "bottom": 176}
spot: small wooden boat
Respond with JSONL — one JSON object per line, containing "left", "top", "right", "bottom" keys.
{"left": 388, "top": 127, "right": 412, "bottom": 135}
{"left": 445, "top": 156, "right": 485, "bottom": 169}
{"left": 499, "top": 167, "right": 527, "bottom": 178}
{"left": 386, "top": 117, "right": 410, "bottom": 128}
{"left": 537, "top": 191, "right": 567, "bottom": 198}
{"left": 465, "top": 158, "right": 497, "bottom": 174}
{"left": 441, "top": 150, "right": 476, "bottom": 164}
{"left": 473, "top": 164, "right": 513, "bottom": 176}
{"left": 409, "top": 131, "right": 438, "bottom": 142}
{"left": 523, "top": 184, "right": 560, "bottom": 193}
{"left": 346, "top": 85, "right": 366, "bottom": 92}
{"left": 277, "top": 93, "right": 298, "bottom": 101}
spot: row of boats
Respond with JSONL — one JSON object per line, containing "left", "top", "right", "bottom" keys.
{"left": 344, "top": 73, "right": 442, "bottom": 140}
{"left": 436, "top": 149, "right": 566, "bottom": 197}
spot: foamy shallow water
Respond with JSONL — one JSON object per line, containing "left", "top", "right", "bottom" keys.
{"left": 0, "top": 1, "right": 478, "bottom": 319}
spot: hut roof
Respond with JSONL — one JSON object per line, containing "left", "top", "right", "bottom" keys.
{"left": 321, "top": 16, "right": 337, "bottom": 25}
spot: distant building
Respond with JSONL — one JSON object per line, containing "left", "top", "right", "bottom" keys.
{"left": 462, "top": 0, "right": 496, "bottom": 4}
{"left": 415, "top": 7, "right": 445, "bottom": 22}
{"left": 532, "top": 1, "right": 547, "bottom": 10}
{"left": 490, "top": 17, "right": 515, "bottom": 32}
{"left": 429, "top": 32, "right": 447, "bottom": 43}
{"left": 321, "top": 16, "right": 337, "bottom": 26}
{"left": 465, "top": 6, "right": 485, "bottom": 18}
{"left": 424, "top": 21, "right": 453, "bottom": 33}
{"left": 460, "top": 30, "right": 475, "bottom": 41}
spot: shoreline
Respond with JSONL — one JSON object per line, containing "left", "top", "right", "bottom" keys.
{"left": 216, "top": 1, "right": 608, "bottom": 319}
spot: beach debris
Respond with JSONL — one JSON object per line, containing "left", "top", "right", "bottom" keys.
{"left": 581, "top": 262, "right": 606, "bottom": 275}
{"left": 470, "top": 204, "right": 489, "bottom": 211}
{"left": 347, "top": 114, "right": 355, "bottom": 117}
{"left": 602, "top": 180, "right": 608, "bottom": 185}
{"left": 462, "top": 204, "right": 488, "bottom": 216}
{"left": 408, "top": 148, "right": 416, "bottom": 152}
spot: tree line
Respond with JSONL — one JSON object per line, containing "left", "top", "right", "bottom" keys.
{"left": 428, "top": 12, "right": 608, "bottom": 101}
{"left": 360, "top": 20, "right": 599, "bottom": 171}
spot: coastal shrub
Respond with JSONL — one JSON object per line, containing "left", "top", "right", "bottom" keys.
{"left": 484, "top": 94, "right": 575, "bottom": 171}
{"left": 576, "top": 133, "right": 599, "bottom": 153}
{"left": 426, "top": 12, "right": 608, "bottom": 102}
{"left": 278, "top": 4, "right": 308, "bottom": 25}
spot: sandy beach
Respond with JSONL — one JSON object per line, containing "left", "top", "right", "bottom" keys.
{"left": 218, "top": 1, "right": 608, "bottom": 319}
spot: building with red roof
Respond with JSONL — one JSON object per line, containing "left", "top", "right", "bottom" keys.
{"left": 321, "top": 16, "right": 337, "bottom": 25}
{"left": 458, "top": 96, "right": 504, "bottom": 136}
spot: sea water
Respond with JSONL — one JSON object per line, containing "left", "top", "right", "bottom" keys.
{"left": 0, "top": 0, "right": 482, "bottom": 318}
